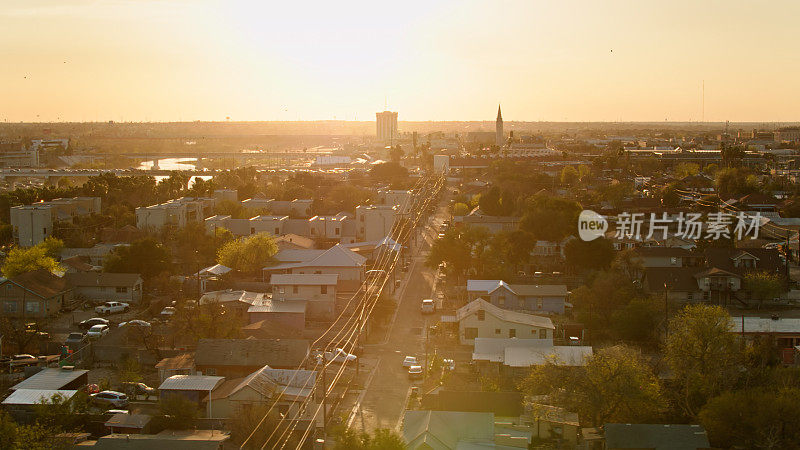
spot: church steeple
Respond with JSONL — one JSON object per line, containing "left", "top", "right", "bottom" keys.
{"left": 495, "top": 104, "right": 504, "bottom": 147}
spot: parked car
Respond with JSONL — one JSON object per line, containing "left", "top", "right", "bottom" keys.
{"left": 86, "top": 324, "right": 109, "bottom": 339}
{"left": 121, "top": 382, "right": 157, "bottom": 397}
{"left": 65, "top": 332, "right": 87, "bottom": 348}
{"left": 159, "top": 307, "right": 176, "bottom": 318}
{"left": 105, "top": 409, "right": 129, "bottom": 415}
{"left": 78, "top": 317, "right": 109, "bottom": 330}
{"left": 91, "top": 391, "right": 129, "bottom": 408}
{"left": 317, "top": 348, "right": 357, "bottom": 364}
{"left": 95, "top": 302, "right": 130, "bottom": 315}
{"left": 421, "top": 299, "right": 435, "bottom": 314}
{"left": 119, "top": 320, "right": 151, "bottom": 329}
{"left": 408, "top": 365, "right": 423, "bottom": 379}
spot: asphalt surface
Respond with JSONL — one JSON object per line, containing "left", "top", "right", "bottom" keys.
{"left": 344, "top": 198, "right": 449, "bottom": 433}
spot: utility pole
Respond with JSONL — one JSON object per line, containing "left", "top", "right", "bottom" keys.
{"left": 321, "top": 357, "right": 327, "bottom": 442}
{"left": 664, "top": 281, "right": 670, "bottom": 339}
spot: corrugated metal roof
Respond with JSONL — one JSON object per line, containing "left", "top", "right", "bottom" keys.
{"left": 158, "top": 375, "right": 224, "bottom": 391}
{"left": 731, "top": 316, "right": 800, "bottom": 334}
{"left": 11, "top": 368, "right": 88, "bottom": 390}
{"left": 456, "top": 299, "right": 555, "bottom": 329}
{"left": 2, "top": 389, "right": 78, "bottom": 405}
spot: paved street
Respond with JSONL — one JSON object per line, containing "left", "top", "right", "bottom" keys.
{"left": 344, "top": 195, "right": 449, "bottom": 432}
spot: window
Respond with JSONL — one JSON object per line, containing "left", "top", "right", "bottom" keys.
{"left": 509, "top": 329, "right": 516, "bottom": 338}
{"left": 670, "top": 257, "right": 678, "bottom": 265}
{"left": 477, "top": 310, "right": 485, "bottom": 321}
{"left": 539, "top": 329, "right": 547, "bottom": 339}
{"left": 293, "top": 286, "right": 298, "bottom": 294}
{"left": 464, "top": 328, "right": 478, "bottom": 339}
{"left": 116, "top": 287, "right": 127, "bottom": 293}
{"left": 43, "top": 227, "right": 47, "bottom": 235}
{"left": 3, "top": 301, "right": 16, "bottom": 313}
{"left": 518, "top": 298, "right": 525, "bottom": 308}
{"left": 321, "top": 285, "right": 327, "bottom": 294}
{"left": 537, "top": 298, "right": 543, "bottom": 309}
{"left": 335, "top": 227, "right": 340, "bottom": 235}
{"left": 275, "top": 228, "right": 280, "bottom": 235}
{"left": 279, "top": 287, "right": 285, "bottom": 294}
{"left": 495, "top": 328, "right": 501, "bottom": 334}
{"left": 206, "top": 368, "right": 216, "bottom": 376}
{"left": 26, "top": 302, "right": 39, "bottom": 313}
{"left": 498, "top": 296, "right": 505, "bottom": 306}
{"left": 687, "top": 292, "right": 693, "bottom": 300}
{"left": 314, "top": 270, "right": 322, "bottom": 274}
{"left": 311, "top": 228, "right": 316, "bottom": 235}
{"left": 250, "top": 227, "right": 255, "bottom": 235}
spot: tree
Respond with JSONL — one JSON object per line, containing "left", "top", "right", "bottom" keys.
{"left": 664, "top": 304, "right": 740, "bottom": 418}
{"left": 452, "top": 202, "right": 469, "bottom": 216}
{"left": 1, "top": 237, "right": 64, "bottom": 278}
{"left": 699, "top": 388, "right": 800, "bottom": 449}
{"left": 229, "top": 403, "right": 298, "bottom": 449}
{"left": 519, "top": 194, "right": 582, "bottom": 242}
{"left": 369, "top": 162, "right": 408, "bottom": 185}
{"left": 389, "top": 145, "right": 404, "bottom": 163}
{"left": 563, "top": 237, "right": 615, "bottom": 272}
{"left": 218, "top": 232, "right": 278, "bottom": 274}
{"left": 172, "top": 301, "right": 243, "bottom": 343}
{"left": 560, "top": 166, "right": 579, "bottom": 186}
{"left": 330, "top": 426, "right": 406, "bottom": 450}
{"left": 674, "top": 162, "right": 700, "bottom": 179}
{"left": 103, "top": 238, "right": 172, "bottom": 279}
{"left": 0, "top": 317, "right": 50, "bottom": 354}
{"left": 153, "top": 395, "right": 198, "bottom": 430}
{"left": 519, "top": 345, "right": 664, "bottom": 426}
{"left": 610, "top": 298, "right": 662, "bottom": 344}
{"left": 744, "top": 271, "right": 783, "bottom": 309}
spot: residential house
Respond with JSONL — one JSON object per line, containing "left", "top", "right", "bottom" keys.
{"left": 10, "top": 197, "right": 101, "bottom": 246}
{"left": 270, "top": 273, "right": 337, "bottom": 320}
{"left": 83, "top": 430, "right": 229, "bottom": 449}
{"left": 0, "top": 269, "right": 74, "bottom": 318}
{"left": 603, "top": 423, "right": 710, "bottom": 450}
{"left": 155, "top": 354, "right": 196, "bottom": 383}
{"left": 264, "top": 244, "right": 367, "bottom": 282}
{"left": 471, "top": 338, "right": 593, "bottom": 378}
{"left": 269, "top": 199, "right": 313, "bottom": 218}
{"left": 467, "top": 280, "right": 569, "bottom": 315}
{"left": 199, "top": 290, "right": 267, "bottom": 317}
{"left": 208, "top": 365, "right": 317, "bottom": 421}
{"left": 454, "top": 298, "right": 554, "bottom": 345}
{"left": 241, "top": 318, "right": 305, "bottom": 340}
{"left": 11, "top": 367, "right": 89, "bottom": 391}
{"left": 402, "top": 410, "right": 529, "bottom": 449}
{"left": 194, "top": 338, "right": 310, "bottom": 378}
{"left": 135, "top": 197, "right": 206, "bottom": 231}
{"left": 355, "top": 205, "right": 397, "bottom": 241}
{"left": 104, "top": 413, "right": 152, "bottom": 435}
{"left": 61, "top": 243, "right": 124, "bottom": 266}
{"left": 65, "top": 272, "right": 143, "bottom": 304}
{"left": 2, "top": 389, "right": 79, "bottom": 417}
{"left": 246, "top": 297, "right": 306, "bottom": 328}
{"left": 730, "top": 316, "right": 800, "bottom": 365}
{"left": 456, "top": 209, "right": 520, "bottom": 234}
{"left": 309, "top": 214, "right": 353, "bottom": 244}
{"left": 61, "top": 256, "right": 95, "bottom": 273}
{"left": 158, "top": 375, "right": 224, "bottom": 414}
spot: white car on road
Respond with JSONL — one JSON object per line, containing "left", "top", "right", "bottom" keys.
{"left": 402, "top": 356, "right": 418, "bottom": 367}
{"left": 95, "top": 301, "right": 130, "bottom": 315}
{"left": 317, "top": 348, "right": 357, "bottom": 364}
{"left": 86, "top": 324, "right": 110, "bottom": 339}
{"left": 421, "top": 299, "right": 435, "bottom": 314}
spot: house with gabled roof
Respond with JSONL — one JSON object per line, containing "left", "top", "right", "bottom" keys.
{"left": 270, "top": 273, "right": 337, "bottom": 320}
{"left": 65, "top": 272, "right": 143, "bottom": 304}
{"left": 208, "top": 365, "right": 317, "bottom": 420}
{"left": 194, "top": 338, "right": 310, "bottom": 378}
{"left": 455, "top": 298, "right": 554, "bottom": 345}
{"left": 0, "top": 269, "right": 73, "bottom": 318}
{"left": 263, "top": 243, "right": 366, "bottom": 281}
{"left": 467, "top": 280, "right": 569, "bottom": 315}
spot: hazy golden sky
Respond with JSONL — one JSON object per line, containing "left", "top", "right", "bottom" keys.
{"left": 2, "top": 0, "right": 799, "bottom": 122}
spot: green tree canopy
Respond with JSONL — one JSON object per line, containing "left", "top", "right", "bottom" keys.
{"left": 519, "top": 345, "right": 664, "bottom": 426}
{"left": 665, "top": 304, "right": 740, "bottom": 418}
{"left": 217, "top": 232, "right": 278, "bottom": 274}
{"left": 103, "top": 238, "right": 172, "bottom": 279}
{"left": 743, "top": 271, "right": 784, "bottom": 308}
{"left": 1, "top": 237, "right": 64, "bottom": 278}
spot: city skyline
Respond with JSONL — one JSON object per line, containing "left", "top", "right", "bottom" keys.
{"left": 2, "top": 0, "right": 800, "bottom": 123}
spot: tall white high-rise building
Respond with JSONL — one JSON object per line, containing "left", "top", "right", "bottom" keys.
{"left": 376, "top": 111, "right": 398, "bottom": 143}
{"left": 495, "top": 105, "right": 504, "bottom": 146}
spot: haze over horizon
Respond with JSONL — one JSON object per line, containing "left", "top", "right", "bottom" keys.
{"left": 3, "top": 0, "right": 799, "bottom": 123}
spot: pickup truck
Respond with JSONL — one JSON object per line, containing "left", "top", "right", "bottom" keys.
{"left": 95, "top": 302, "right": 130, "bottom": 315}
